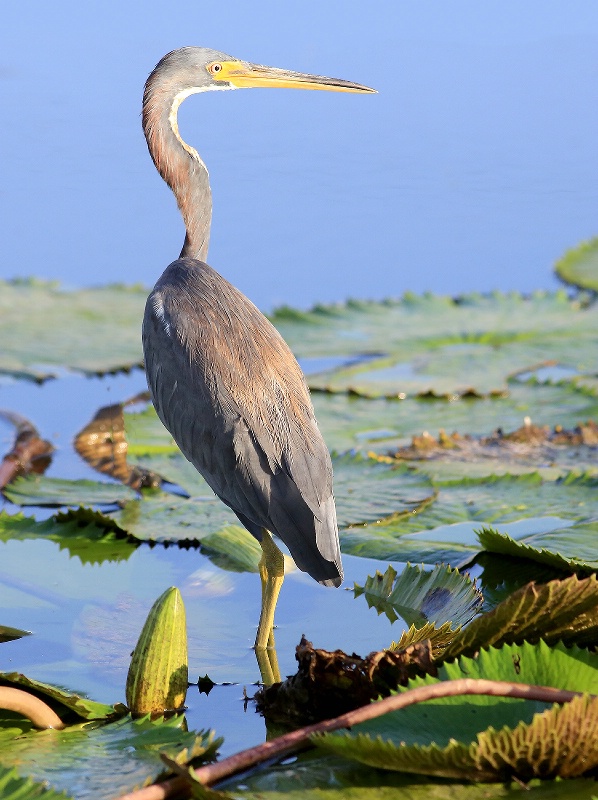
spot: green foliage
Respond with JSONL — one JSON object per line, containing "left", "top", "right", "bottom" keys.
{"left": 0, "top": 764, "right": 72, "bottom": 799}
{"left": 554, "top": 236, "right": 598, "bottom": 292}
{"left": 353, "top": 563, "right": 482, "bottom": 627}
{"left": 315, "top": 642, "right": 598, "bottom": 780}
{"left": 477, "top": 523, "right": 598, "bottom": 572}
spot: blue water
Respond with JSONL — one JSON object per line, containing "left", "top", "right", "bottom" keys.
{"left": 2, "top": 1, "right": 598, "bottom": 310}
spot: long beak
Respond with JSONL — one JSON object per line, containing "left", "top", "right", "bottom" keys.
{"left": 216, "top": 60, "right": 376, "bottom": 94}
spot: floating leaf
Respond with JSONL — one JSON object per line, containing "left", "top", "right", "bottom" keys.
{"left": 3, "top": 476, "right": 137, "bottom": 507}
{"left": 353, "top": 563, "right": 482, "bottom": 627}
{"left": 554, "top": 236, "right": 598, "bottom": 292}
{"left": 0, "top": 712, "right": 219, "bottom": 799}
{"left": 315, "top": 641, "right": 598, "bottom": 780}
{"left": 0, "top": 509, "right": 136, "bottom": 565}
{"left": 0, "top": 279, "right": 147, "bottom": 381}
{"left": 223, "top": 749, "right": 597, "bottom": 799}
{"left": 478, "top": 523, "right": 598, "bottom": 573}
{"left": 0, "top": 764, "right": 72, "bottom": 799}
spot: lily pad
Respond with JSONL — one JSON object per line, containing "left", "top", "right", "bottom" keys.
{"left": 0, "top": 764, "right": 72, "bottom": 799}
{"left": 0, "top": 711, "right": 219, "bottom": 799}
{"left": 315, "top": 641, "right": 598, "bottom": 780}
{"left": 0, "top": 625, "right": 31, "bottom": 644}
{"left": 554, "top": 237, "right": 598, "bottom": 292}
{"left": 0, "top": 279, "right": 147, "bottom": 381}
{"left": 477, "top": 523, "right": 598, "bottom": 573}
{"left": 222, "top": 750, "right": 598, "bottom": 800}
{"left": 3, "top": 476, "right": 137, "bottom": 507}
{"left": 0, "top": 672, "right": 123, "bottom": 721}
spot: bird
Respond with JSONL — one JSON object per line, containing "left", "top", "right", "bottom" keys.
{"left": 141, "top": 47, "right": 374, "bottom": 660}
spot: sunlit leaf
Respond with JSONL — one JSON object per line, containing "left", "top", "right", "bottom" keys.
{"left": 222, "top": 749, "right": 597, "bottom": 800}
{"left": 0, "top": 509, "right": 137, "bottom": 565}
{"left": 0, "top": 712, "right": 219, "bottom": 799}
{"left": 353, "top": 563, "right": 482, "bottom": 626}
{"left": 0, "top": 279, "right": 147, "bottom": 381}
{"left": 0, "top": 625, "right": 31, "bottom": 644}
{"left": 0, "top": 672, "right": 124, "bottom": 721}
{"left": 3, "top": 476, "right": 137, "bottom": 507}
{"left": 315, "top": 642, "right": 598, "bottom": 780}
{"left": 478, "top": 523, "right": 598, "bottom": 572}
{"left": 554, "top": 236, "right": 598, "bottom": 292}
{"left": 443, "top": 574, "right": 598, "bottom": 660}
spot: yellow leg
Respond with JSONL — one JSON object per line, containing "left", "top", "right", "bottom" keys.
{"left": 255, "top": 529, "right": 285, "bottom": 653}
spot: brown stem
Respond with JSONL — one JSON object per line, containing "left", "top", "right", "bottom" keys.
{"left": 0, "top": 687, "right": 64, "bottom": 729}
{"left": 115, "top": 678, "right": 585, "bottom": 800}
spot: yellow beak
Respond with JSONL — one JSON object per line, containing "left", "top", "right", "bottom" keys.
{"left": 215, "top": 60, "right": 376, "bottom": 94}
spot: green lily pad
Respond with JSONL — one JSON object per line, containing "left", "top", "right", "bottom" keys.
{"left": 0, "top": 279, "right": 147, "bottom": 381}
{"left": 477, "top": 523, "right": 598, "bottom": 573}
{"left": 340, "top": 471, "right": 598, "bottom": 565}
{"left": 0, "top": 764, "right": 72, "bottom": 799}
{"left": 353, "top": 563, "right": 482, "bottom": 627}
{"left": 315, "top": 641, "right": 598, "bottom": 780}
{"left": 444, "top": 573, "right": 598, "bottom": 660}
{"left": 0, "top": 509, "right": 137, "bottom": 565}
{"left": 0, "top": 712, "right": 219, "bottom": 799}
{"left": 554, "top": 237, "right": 598, "bottom": 292}
{"left": 3, "top": 476, "right": 138, "bottom": 507}
{"left": 222, "top": 749, "right": 598, "bottom": 800}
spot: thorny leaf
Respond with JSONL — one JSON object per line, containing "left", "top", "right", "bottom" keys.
{"left": 443, "top": 573, "right": 598, "bottom": 661}
{"left": 353, "top": 563, "right": 482, "bottom": 627}
{"left": 0, "top": 764, "right": 72, "bottom": 799}
{"left": 314, "top": 642, "right": 598, "bottom": 781}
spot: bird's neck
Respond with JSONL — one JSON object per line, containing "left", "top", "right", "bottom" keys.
{"left": 142, "top": 85, "right": 212, "bottom": 262}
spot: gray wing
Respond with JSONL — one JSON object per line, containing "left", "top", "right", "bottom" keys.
{"left": 142, "top": 258, "right": 342, "bottom": 586}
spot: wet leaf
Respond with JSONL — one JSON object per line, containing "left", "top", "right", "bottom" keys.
{"left": 0, "top": 672, "right": 124, "bottom": 721}
{"left": 3, "top": 476, "right": 138, "bottom": 507}
{"left": 0, "top": 509, "right": 137, "bottom": 565}
{"left": 554, "top": 236, "right": 598, "bottom": 292}
{"left": 0, "top": 712, "right": 219, "bottom": 799}
{"left": 222, "top": 749, "right": 597, "bottom": 800}
{"left": 0, "top": 764, "right": 72, "bottom": 799}
{"left": 478, "top": 523, "right": 598, "bottom": 572}
{"left": 315, "top": 641, "right": 598, "bottom": 780}
{"left": 353, "top": 563, "right": 482, "bottom": 627}
{"left": 444, "top": 574, "right": 598, "bottom": 660}
{"left": 0, "top": 410, "right": 53, "bottom": 489}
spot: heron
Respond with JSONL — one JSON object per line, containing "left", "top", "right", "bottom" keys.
{"left": 141, "top": 47, "right": 374, "bottom": 668}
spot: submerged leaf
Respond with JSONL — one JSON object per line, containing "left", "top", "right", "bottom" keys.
{"left": 353, "top": 563, "right": 482, "bottom": 627}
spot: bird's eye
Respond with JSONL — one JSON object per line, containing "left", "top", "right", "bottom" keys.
{"left": 208, "top": 62, "right": 223, "bottom": 76}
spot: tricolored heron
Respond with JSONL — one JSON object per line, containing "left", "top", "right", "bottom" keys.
{"left": 141, "top": 47, "right": 374, "bottom": 666}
